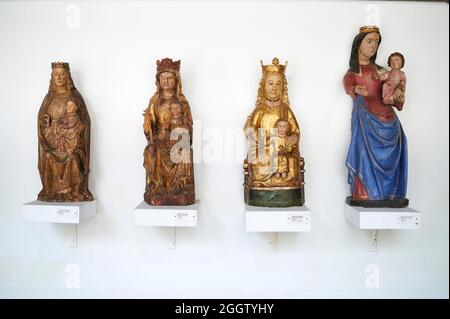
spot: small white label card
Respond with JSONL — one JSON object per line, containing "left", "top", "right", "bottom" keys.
{"left": 287, "top": 213, "right": 310, "bottom": 224}
{"left": 175, "top": 212, "right": 195, "bottom": 221}
{"left": 396, "top": 214, "right": 418, "bottom": 225}
{"left": 57, "top": 208, "right": 78, "bottom": 218}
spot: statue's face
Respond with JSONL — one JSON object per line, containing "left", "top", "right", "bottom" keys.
{"left": 264, "top": 72, "right": 283, "bottom": 100}
{"left": 170, "top": 103, "right": 182, "bottom": 116}
{"left": 52, "top": 68, "right": 68, "bottom": 87}
{"left": 66, "top": 101, "right": 77, "bottom": 113}
{"left": 390, "top": 55, "right": 403, "bottom": 69}
{"left": 277, "top": 120, "right": 288, "bottom": 137}
{"left": 358, "top": 32, "right": 380, "bottom": 60}
{"left": 159, "top": 72, "right": 176, "bottom": 91}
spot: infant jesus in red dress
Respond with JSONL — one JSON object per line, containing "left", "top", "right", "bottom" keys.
{"left": 373, "top": 52, "right": 406, "bottom": 105}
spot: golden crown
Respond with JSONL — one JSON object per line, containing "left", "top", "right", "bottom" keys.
{"left": 156, "top": 58, "right": 180, "bottom": 74}
{"left": 51, "top": 62, "right": 70, "bottom": 70}
{"left": 261, "top": 58, "right": 287, "bottom": 74}
{"left": 360, "top": 25, "right": 380, "bottom": 33}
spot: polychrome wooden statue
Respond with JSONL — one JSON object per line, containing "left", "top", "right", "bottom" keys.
{"left": 343, "top": 26, "right": 408, "bottom": 207}
{"left": 243, "top": 58, "right": 305, "bottom": 207}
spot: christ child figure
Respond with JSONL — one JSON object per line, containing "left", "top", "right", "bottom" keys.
{"left": 374, "top": 52, "right": 406, "bottom": 105}
{"left": 169, "top": 101, "right": 192, "bottom": 185}
{"left": 274, "top": 119, "right": 296, "bottom": 180}
{"left": 169, "top": 101, "right": 188, "bottom": 130}
{"left": 57, "top": 100, "right": 83, "bottom": 155}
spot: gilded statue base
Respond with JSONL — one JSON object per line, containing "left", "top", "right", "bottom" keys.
{"left": 346, "top": 196, "right": 409, "bottom": 208}
{"left": 144, "top": 192, "right": 195, "bottom": 206}
{"left": 244, "top": 186, "right": 305, "bottom": 207}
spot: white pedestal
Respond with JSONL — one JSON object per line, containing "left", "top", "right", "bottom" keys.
{"left": 345, "top": 204, "right": 421, "bottom": 253}
{"left": 134, "top": 200, "right": 200, "bottom": 250}
{"left": 21, "top": 200, "right": 97, "bottom": 248}
{"left": 245, "top": 205, "right": 311, "bottom": 232}
{"left": 22, "top": 200, "right": 97, "bottom": 224}
{"left": 344, "top": 204, "right": 421, "bottom": 230}
{"left": 134, "top": 200, "right": 199, "bottom": 227}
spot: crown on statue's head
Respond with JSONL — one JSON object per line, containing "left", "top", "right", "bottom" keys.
{"left": 51, "top": 62, "right": 70, "bottom": 70}
{"left": 359, "top": 25, "right": 380, "bottom": 34}
{"left": 261, "top": 58, "right": 287, "bottom": 75}
{"left": 156, "top": 58, "right": 180, "bottom": 74}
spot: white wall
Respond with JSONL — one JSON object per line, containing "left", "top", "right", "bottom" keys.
{"left": 0, "top": 1, "right": 448, "bottom": 298}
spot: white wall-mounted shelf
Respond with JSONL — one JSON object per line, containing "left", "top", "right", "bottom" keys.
{"left": 344, "top": 204, "right": 421, "bottom": 230}
{"left": 22, "top": 200, "right": 97, "bottom": 224}
{"left": 21, "top": 200, "right": 97, "bottom": 248}
{"left": 245, "top": 205, "right": 311, "bottom": 232}
{"left": 134, "top": 200, "right": 199, "bottom": 227}
{"left": 134, "top": 200, "right": 200, "bottom": 249}
{"left": 345, "top": 204, "right": 421, "bottom": 252}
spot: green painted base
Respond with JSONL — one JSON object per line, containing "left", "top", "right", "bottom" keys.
{"left": 245, "top": 187, "right": 305, "bottom": 207}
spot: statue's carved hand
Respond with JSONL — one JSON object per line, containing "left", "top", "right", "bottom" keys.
{"left": 54, "top": 150, "right": 68, "bottom": 162}
{"left": 40, "top": 114, "right": 50, "bottom": 127}
{"left": 393, "top": 87, "right": 405, "bottom": 103}
{"left": 285, "top": 135, "right": 298, "bottom": 147}
{"left": 354, "top": 85, "right": 368, "bottom": 97}
{"left": 146, "top": 143, "right": 156, "bottom": 156}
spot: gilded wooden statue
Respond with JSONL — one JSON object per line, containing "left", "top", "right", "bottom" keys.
{"left": 243, "top": 58, "right": 305, "bottom": 207}
{"left": 143, "top": 58, "right": 195, "bottom": 205}
{"left": 37, "top": 62, "right": 94, "bottom": 202}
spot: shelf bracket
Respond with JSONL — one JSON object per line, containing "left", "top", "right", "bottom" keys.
{"left": 168, "top": 227, "right": 177, "bottom": 250}
{"left": 268, "top": 232, "right": 278, "bottom": 251}
{"left": 368, "top": 229, "right": 378, "bottom": 253}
